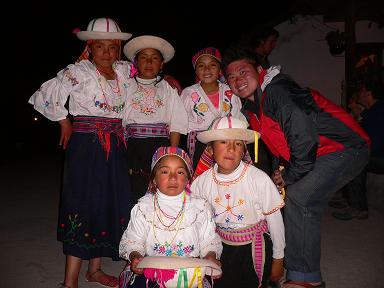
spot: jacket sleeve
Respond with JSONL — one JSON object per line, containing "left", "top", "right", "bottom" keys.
{"left": 264, "top": 83, "right": 319, "bottom": 185}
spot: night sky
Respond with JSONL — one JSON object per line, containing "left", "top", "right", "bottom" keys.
{"left": 7, "top": 2, "right": 293, "bottom": 155}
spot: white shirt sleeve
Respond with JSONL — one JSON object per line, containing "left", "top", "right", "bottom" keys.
{"left": 28, "top": 65, "right": 78, "bottom": 121}
{"left": 197, "top": 200, "right": 223, "bottom": 259}
{"left": 119, "top": 203, "right": 150, "bottom": 261}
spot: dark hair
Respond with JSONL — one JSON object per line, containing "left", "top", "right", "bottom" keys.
{"left": 222, "top": 44, "right": 262, "bottom": 76}
{"left": 240, "top": 27, "right": 280, "bottom": 48}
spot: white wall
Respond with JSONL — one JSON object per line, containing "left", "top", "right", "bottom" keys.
{"left": 270, "top": 15, "right": 383, "bottom": 105}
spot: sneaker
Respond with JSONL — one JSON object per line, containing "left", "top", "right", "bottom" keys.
{"left": 332, "top": 207, "right": 368, "bottom": 220}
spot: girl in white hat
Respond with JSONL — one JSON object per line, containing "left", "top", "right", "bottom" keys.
{"left": 29, "top": 17, "right": 135, "bottom": 288}
{"left": 191, "top": 115, "right": 285, "bottom": 288}
{"left": 122, "top": 35, "right": 188, "bottom": 202}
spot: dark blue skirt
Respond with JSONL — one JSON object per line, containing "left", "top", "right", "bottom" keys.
{"left": 57, "top": 116, "right": 133, "bottom": 260}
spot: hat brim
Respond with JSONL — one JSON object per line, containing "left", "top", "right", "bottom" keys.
{"left": 137, "top": 256, "right": 222, "bottom": 277}
{"left": 76, "top": 31, "right": 132, "bottom": 41}
{"left": 197, "top": 128, "right": 257, "bottom": 144}
{"left": 123, "top": 35, "right": 175, "bottom": 63}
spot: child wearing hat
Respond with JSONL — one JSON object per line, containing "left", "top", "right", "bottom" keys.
{"left": 191, "top": 115, "right": 285, "bottom": 288}
{"left": 28, "top": 17, "right": 134, "bottom": 288}
{"left": 122, "top": 35, "right": 188, "bottom": 202}
{"left": 119, "top": 146, "right": 222, "bottom": 287}
{"left": 180, "top": 47, "right": 246, "bottom": 169}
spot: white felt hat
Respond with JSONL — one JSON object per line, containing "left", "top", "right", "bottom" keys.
{"left": 76, "top": 18, "right": 132, "bottom": 41}
{"left": 197, "top": 116, "right": 257, "bottom": 144}
{"left": 123, "top": 35, "right": 175, "bottom": 63}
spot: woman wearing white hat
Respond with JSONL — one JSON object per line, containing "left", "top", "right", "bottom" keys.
{"left": 29, "top": 17, "right": 135, "bottom": 288}
{"left": 122, "top": 35, "right": 188, "bottom": 202}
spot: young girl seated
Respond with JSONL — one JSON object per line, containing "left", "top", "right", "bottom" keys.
{"left": 119, "top": 146, "right": 222, "bottom": 287}
{"left": 191, "top": 116, "right": 285, "bottom": 288}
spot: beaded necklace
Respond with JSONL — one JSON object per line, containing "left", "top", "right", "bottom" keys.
{"left": 212, "top": 163, "right": 250, "bottom": 186}
{"left": 95, "top": 68, "right": 124, "bottom": 113}
{"left": 152, "top": 191, "right": 186, "bottom": 246}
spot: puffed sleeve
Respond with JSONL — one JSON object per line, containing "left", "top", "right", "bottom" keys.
{"left": 28, "top": 64, "right": 81, "bottom": 121}
{"left": 197, "top": 200, "right": 223, "bottom": 259}
{"left": 119, "top": 203, "right": 150, "bottom": 261}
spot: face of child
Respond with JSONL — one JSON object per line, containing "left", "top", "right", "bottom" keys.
{"left": 90, "top": 40, "right": 120, "bottom": 70}
{"left": 195, "top": 55, "right": 220, "bottom": 85}
{"left": 226, "top": 59, "right": 260, "bottom": 101}
{"left": 210, "top": 140, "right": 245, "bottom": 174}
{"left": 136, "top": 48, "right": 164, "bottom": 79}
{"left": 154, "top": 155, "right": 189, "bottom": 196}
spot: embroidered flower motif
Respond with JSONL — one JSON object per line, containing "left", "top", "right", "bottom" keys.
{"left": 224, "top": 90, "right": 233, "bottom": 99}
{"left": 43, "top": 100, "right": 50, "bottom": 109}
{"left": 225, "top": 194, "right": 231, "bottom": 199}
{"left": 222, "top": 101, "right": 230, "bottom": 112}
{"left": 237, "top": 214, "right": 244, "bottom": 221}
{"left": 225, "top": 217, "right": 230, "bottom": 223}
{"left": 153, "top": 242, "right": 194, "bottom": 256}
{"left": 131, "top": 85, "right": 163, "bottom": 115}
{"left": 63, "top": 68, "right": 79, "bottom": 86}
{"left": 197, "top": 103, "right": 209, "bottom": 113}
{"left": 191, "top": 92, "right": 199, "bottom": 103}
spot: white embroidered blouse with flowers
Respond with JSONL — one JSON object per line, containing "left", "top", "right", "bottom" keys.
{"left": 119, "top": 190, "right": 222, "bottom": 261}
{"left": 28, "top": 60, "right": 133, "bottom": 121}
{"left": 123, "top": 77, "right": 188, "bottom": 134}
{"left": 191, "top": 161, "right": 285, "bottom": 259}
{"left": 181, "top": 82, "right": 247, "bottom": 133}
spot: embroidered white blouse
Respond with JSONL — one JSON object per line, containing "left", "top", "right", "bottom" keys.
{"left": 123, "top": 77, "right": 188, "bottom": 134}
{"left": 191, "top": 161, "right": 285, "bottom": 259}
{"left": 28, "top": 60, "right": 133, "bottom": 121}
{"left": 180, "top": 82, "right": 247, "bottom": 133}
{"left": 119, "top": 190, "right": 222, "bottom": 261}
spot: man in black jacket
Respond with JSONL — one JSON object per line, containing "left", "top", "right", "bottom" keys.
{"left": 222, "top": 45, "right": 370, "bottom": 288}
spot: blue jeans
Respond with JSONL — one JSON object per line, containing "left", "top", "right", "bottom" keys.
{"left": 284, "top": 146, "right": 369, "bottom": 282}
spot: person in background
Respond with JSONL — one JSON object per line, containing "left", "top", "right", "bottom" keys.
{"left": 181, "top": 47, "right": 246, "bottom": 168}
{"left": 333, "top": 80, "right": 384, "bottom": 220}
{"left": 28, "top": 18, "right": 134, "bottom": 288}
{"left": 192, "top": 116, "right": 285, "bottom": 288}
{"left": 122, "top": 35, "right": 188, "bottom": 201}
{"left": 222, "top": 45, "right": 369, "bottom": 288}
{"left": 119, "top": 146, "right": 222, "bottom": 287}
{"left": 241, "top": 26, "right": 280, "bottom": 69}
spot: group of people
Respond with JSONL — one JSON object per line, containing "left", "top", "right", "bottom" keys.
{"left": 29, "top": 17, "right": 374, "bottom": 288}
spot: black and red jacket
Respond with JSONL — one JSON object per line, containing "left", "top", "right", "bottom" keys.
{"left": 243, "top": 70, "right": 370, "bottom": 185}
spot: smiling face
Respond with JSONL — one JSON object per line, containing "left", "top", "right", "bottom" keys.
{"left": 195, "top": 55, "right": 221, "bottom": 85}
{"left": 210, "top": 140, "right": 245, "bottom": 174}
{"left": 154, "top": 155, "right": 190, "bottom": 196}
{"left": 225, "top": 59, "right": 260, "bottom": 102}
{"left": 136, "top": 48, "right": 164, "bottom": 79}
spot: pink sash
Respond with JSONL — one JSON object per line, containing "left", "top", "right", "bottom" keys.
{"left": 216, "top": 220, "right": 269, "bottom": 287}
